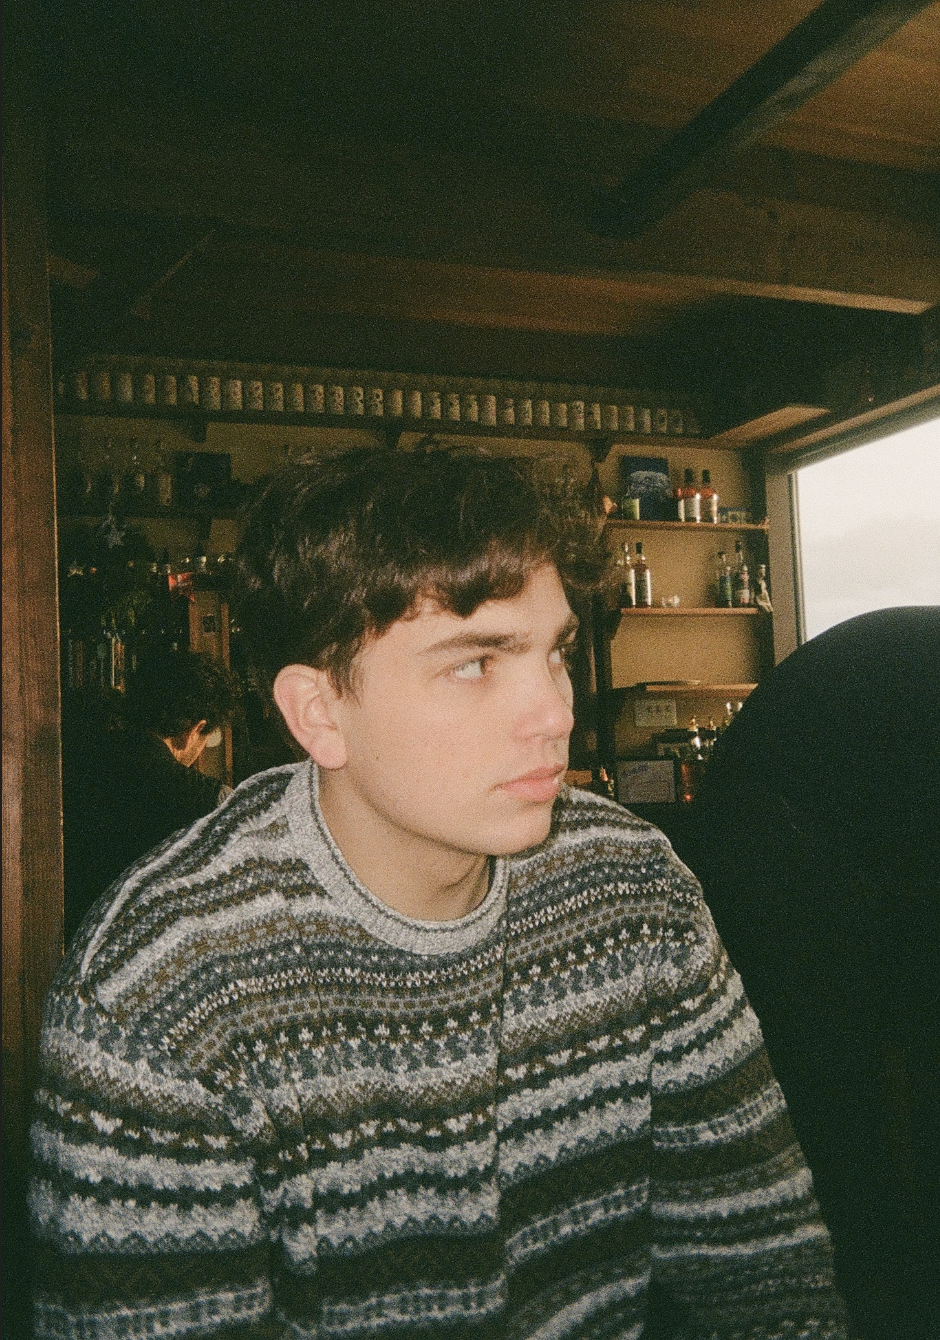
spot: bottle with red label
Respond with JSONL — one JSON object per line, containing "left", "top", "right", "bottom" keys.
{"left": 675, "top": 468, "right": 701, "bottom": 522}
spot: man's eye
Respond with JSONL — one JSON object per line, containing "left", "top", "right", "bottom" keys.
{"left": 452, "top": 657, "right": 487, "bottom": 680}
{"left": 550, "top": 643, "right": 576, "bottom": 670}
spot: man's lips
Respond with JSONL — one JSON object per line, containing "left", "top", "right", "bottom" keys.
{"left": 498, "top": 766, "right": 566, "bottom": 803}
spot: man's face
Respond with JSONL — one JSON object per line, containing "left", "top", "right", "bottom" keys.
{"left": 325, "top": 562, "right": 578, "bottom": 865}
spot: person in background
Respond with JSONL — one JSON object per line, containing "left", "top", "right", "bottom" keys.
{"left": 62, "top": 649, "right": 239, "bottom": 942}
{"left": 33, "top": 448, "right": 847, "bottom": 1338}
{"left": 683, "top": 607, "right": 940, "bottom": 1340}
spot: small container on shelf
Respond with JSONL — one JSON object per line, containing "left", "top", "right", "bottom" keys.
{"left": 633, "top": 541, "right": 653, "bottom": 607}
{"left": 732, "top": 540, "right": 751, "bottom": 607}
{"left": 614, "top": 542, "right": 636, "bottom": 609}
{"left": 700, "top": 468, "right": 719, "bottom": 523}
{"left": 675, "top": 468, "right": 701, "bottom": 523}
{"left": 715, "top": 550, "right": 733, "bottom": 607}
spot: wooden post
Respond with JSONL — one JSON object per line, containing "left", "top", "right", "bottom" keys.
{"left": 2, "top": 12, "right": 64, "bottom": 1332}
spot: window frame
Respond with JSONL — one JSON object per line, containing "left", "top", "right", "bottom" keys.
{"left": 763, "top": 388, "right": 940, "bottom": 660}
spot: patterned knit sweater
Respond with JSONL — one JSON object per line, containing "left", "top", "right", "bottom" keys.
{"left": 30, "top": 763, "right": 847, "bottom": 1339}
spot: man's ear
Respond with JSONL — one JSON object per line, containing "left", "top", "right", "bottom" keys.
{"left": 272, "top": 665, "right": 348, "bottom": 770}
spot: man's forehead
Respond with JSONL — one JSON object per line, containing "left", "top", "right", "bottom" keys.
{"left": 389, "top": 564, "right": 574, "bottom": 645}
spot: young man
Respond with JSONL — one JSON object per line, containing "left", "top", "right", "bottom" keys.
{"left": 62, "top": 649, "right": 239, "bottom": 943}
{"left": 30, "top": 448, "right": 847, "bottom": 1338}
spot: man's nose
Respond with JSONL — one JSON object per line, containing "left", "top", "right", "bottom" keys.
{"left": 517, "top": 665, "right": 575, "bottom": 740}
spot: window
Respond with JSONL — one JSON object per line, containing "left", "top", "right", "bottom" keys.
{"left": 795, "top": 416, "right": 940, "bottom": 642}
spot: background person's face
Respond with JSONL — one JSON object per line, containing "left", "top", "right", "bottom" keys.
{"left": 326, "top": 563, "right": 578, "bottom": 866}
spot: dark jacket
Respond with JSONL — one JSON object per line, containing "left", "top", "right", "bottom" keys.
{"left": 63, "top": 724, "right": 225, "bottom": 943}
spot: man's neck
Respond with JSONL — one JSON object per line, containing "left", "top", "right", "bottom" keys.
{"left": 317, "top": 770, "right": 491, "bottom": 921}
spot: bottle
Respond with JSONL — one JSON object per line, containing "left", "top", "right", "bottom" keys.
{"left": 732, "top": 540, "right": 751, "bottom": 607}
{"left": 715, "top": 550, "right": 733, "bottom": 607}
{"left": 700, "top": 468, "right": 719, "bottom": 523}
{"left": 633, "top": 541, "right": 653, "bottom": 607}
{"left": 679, "top": 718, "right": 706, "bottom": 803}
{"left": 675, "top": 468, "right": 701, "bottom": 522}
{"left": 615, "top": 542, "right": 636, "bottom": 608}
{"left": 124, "top": 438, "right": 147, "bottom": 509}
{"left": 754, "top": 562, "right": 773, "bottom": 613}
{"left": 96, "top": 437, "right": 121, "bottom": 512}
{"left": 593, "top": 765, "right": 616, "bottom": 800}
{"left": 152, "top": 439, "right": 173, "bottom": 509}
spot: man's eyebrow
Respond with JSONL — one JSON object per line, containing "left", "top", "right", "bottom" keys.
{"left": 422, "top": 613, "right": 579, "bottom": 658}
{"left": 555, "top": 613, "right": 581, "bottom": 643}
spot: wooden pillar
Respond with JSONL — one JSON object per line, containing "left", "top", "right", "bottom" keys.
{"left": 2, "top": 12, "right": 63, "bottom": 1332}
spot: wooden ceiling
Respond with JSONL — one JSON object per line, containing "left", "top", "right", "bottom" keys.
{"left": 25, "top": 0, "right": 940, "bottom": 437}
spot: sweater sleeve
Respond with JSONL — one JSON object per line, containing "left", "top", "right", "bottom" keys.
{"left": 28, "top": 976, "right": 281, "bottom": 1339}
{"left": 646, "top": 851, "right": 849, "bottom": 1338}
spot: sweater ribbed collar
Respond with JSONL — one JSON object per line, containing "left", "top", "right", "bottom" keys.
{"left": 285, "top": 761, "right": 509, "bottom": 956}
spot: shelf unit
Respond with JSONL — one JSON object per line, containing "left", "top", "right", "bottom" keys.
{"left": 615, "top": 606, "right": 761, "bottom": 616}
{"left": 595, "top": 479, "right": 773, "bottom": 797}
{"left": 630, "top": 682, "right": 758, "bottom": 697}
{"left": 607, "top": 519, "right": 768, "bottom": 533}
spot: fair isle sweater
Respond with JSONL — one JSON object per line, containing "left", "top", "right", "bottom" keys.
{"left": 30, "top": 763, "right": 847, "bottom": 1339}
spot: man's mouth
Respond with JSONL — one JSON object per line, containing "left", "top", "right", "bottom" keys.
{"left": 498, "top": 766, "right": 565, "bottom": 803}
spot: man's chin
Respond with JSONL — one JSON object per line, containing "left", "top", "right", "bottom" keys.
{"left": 486, "top": 804, "right": 557, "bottom": 857}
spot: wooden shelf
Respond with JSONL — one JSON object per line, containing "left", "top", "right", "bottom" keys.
{"left": 59, "top": 505, "right": 246, "bottom": 522}
{"left": 616, "top": 606, "right": 761, "bottom": 616}
{"left": 626, "top": 682, "right": 758, "bottom": 697}
{"left": 607, "top": 518, "right": 768, "bottom": 532}
{"left": 55, "top": 401, "right": 712, "bottom": 461}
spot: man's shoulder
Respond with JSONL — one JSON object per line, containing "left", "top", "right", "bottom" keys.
{"left": 507, "top": 784, "right": 713, "bottom": 951}
{"left": 60, "top": 762, "right": 310, "bottom": 998}
{"left": 514, "top": 783, "right": 689, "bottom": 898}
{"left": 550, "top": 783, "right": 673, "bottom": 856}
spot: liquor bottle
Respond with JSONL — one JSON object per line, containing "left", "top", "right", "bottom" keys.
{"left": 124, "top": 438, "right": 148, "bottom": 509}
{"left": 593, "top": 765, "right": 617, "bottom": 800}
{"left": 634, "top": 541, "right": 653, "bottom": 607}
{"left": 679, "top": 717, "right": 706, "bottom": 803}
{"left": 754, "top": 562, "right": 773, "bottom": 613}
{"left": 732, "top": 540, "right": 751, "bottom": 607}
{"left": 152, "top": 439, "right": 173, "bottom": 509}
{"left": 700, "top": 468, "right": 719, "bottom": 523}
{"left": 95, "top": 437, "right": 122, "bottom": 513}
{"left": 156, "top": 548, "right": 191, "bottom": 652}
{"left": 61, "top": 561, "right": 92, "bottom": 691}
{"left": 675, "top": 468, "right": 701, "bottom": 522}
{"left": 614, "top": 542, "right": 636, "bottom": 608}
{"left": 715, "top": 550, "right": 733, "bottom": 607}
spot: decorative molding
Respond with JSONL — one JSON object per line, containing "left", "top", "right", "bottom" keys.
{"left": 55, "top": 354, "right": 704, "bottom": 442}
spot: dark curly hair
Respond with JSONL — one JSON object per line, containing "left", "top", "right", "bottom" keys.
{"left": 127, "top": 650, "right": 239, "bottom": 739}
{"left": 234, "top": 445, "right": 607, "bottom": 696}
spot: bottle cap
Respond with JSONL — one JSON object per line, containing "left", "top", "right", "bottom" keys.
{"left": 683, "top": 468, "right": 695, "bottom": 484}
{"left": 702, "top": 468, "right": 712, "bottom": 484}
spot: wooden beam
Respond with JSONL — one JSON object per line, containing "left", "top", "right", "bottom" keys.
{"left": 707, "top": 406, "right": 832, "bottom": 448}
{"left": 52, "top": 221, "right": 216, "bottom": 374}
{"left": 600, "top": 0, "right": 936, "bottom": 238}
{"left": 763, "top": 381, "right": 940, "bottom": 456}
{"left": 45, "top": 110, "right": 940, "bottom": 313}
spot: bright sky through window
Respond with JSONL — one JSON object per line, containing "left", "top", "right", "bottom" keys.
{"left": 796, "top": 417, "right": 940, "bottom": 642}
